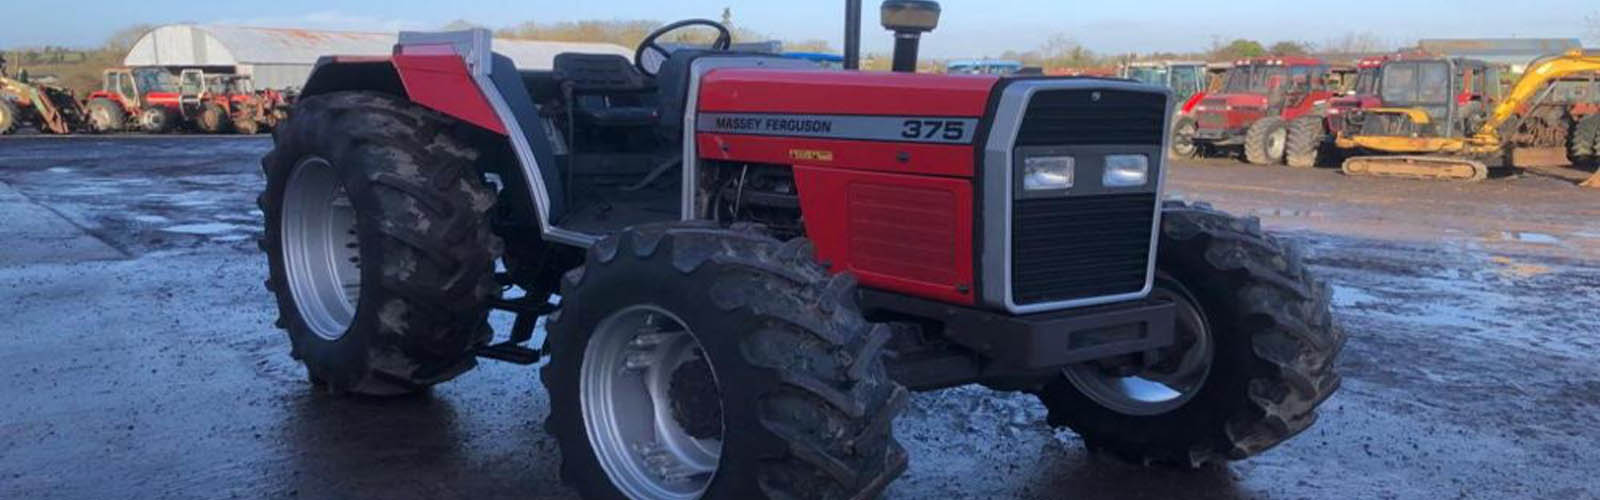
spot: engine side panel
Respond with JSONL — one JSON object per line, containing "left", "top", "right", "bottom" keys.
{"left": 695, "top": 69, "right": 997, "bottom": 304}
{"left": 792, "top": 165, "right": 975, "bottom": 305}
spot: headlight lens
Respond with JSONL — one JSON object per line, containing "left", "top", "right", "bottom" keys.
{"left": 1023, "top": 155, "right": 1074, "bottom": 191}
{"left": 1103, "top": 155, "right": 1150, "bottom": 187}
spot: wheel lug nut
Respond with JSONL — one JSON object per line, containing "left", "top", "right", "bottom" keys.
{"left": 630, "top": 332, "right": 676, "bottom": 348}
{"left": 624, "top": 352, "right": 654, "bottom": 371}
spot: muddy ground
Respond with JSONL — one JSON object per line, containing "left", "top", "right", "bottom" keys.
{"left": 1, "top": 136, "right": 1597, "bottom": 499}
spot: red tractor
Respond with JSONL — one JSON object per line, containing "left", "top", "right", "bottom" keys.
{"left": 1172, "top": 57, "right": 1338, "bottom": 165}
{"left": 197, "top": 74, "right": 291, "bottom": 134}
{"left": 1278, "top": 56, "right": 1392, "bottom": 167}
{"left": 83, "top": 67, "right": 190, "bottom": 133}
{"left": 259, "top": 2, "right": 1342, "bottom": 498}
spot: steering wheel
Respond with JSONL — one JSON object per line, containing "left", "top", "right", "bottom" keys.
{"left": 635, "top": 19, "right": 732, "bottom": 77}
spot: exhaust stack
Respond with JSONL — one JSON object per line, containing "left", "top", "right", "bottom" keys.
{"left": 880, "top": 0, "right": 941, "bottom": 73}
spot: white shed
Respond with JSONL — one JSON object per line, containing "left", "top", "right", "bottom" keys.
{"left": 123, "top": 24, "right": 633, "bottom": 90}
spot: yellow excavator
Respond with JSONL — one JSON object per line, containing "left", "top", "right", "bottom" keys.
{"left": 1334, "top": 49, "right": 1600, "bottom": 186}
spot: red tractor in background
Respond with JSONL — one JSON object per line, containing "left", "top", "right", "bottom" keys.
{"left": 197, "top": 74, "right": 291, "bottom": 134}
{"left": 84, "top": 67, "right": 189, "bottom": 133}
{"left": 1171, "top": 57, "right": 1337, "bottom": 165}
{"left": 1279, "top": 55, "right": 1393, "bottom": 167}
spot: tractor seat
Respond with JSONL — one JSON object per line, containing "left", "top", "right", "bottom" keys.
{"left": 553, "top": 53, "right": 658, "bottom": 127}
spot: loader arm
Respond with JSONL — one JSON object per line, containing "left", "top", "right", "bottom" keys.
{"left": 1474, "top": 49, "right": 1600, "bottom": 144}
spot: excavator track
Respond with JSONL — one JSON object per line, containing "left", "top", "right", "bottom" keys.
{"left": 1341, "top": 155, "right": 1490, "bottom": 182}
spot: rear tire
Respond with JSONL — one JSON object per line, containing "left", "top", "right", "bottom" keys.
{"left": 1284, "top": 116, "right": 1325, "bottom": 168}
{"left": 1037, "top": 201, "right": 1344, "bottom": 466}
{"left": 86, "top": 98, "right": 125, "bottom": 133}
{"left": 260, "top": 91, "right": 501, "bottom": 395}
{"left": 1244, "top": 117, "right": 1287, "bottom": 165}
{"left": 234, "top": 118, "right": 261, "bottom": 135}
{"left": 0, "top": 99, "right": 18, "bottom": 135}
{"left": 544, "top": 223, "right": 908, "bottom": 500}
{"left": 198, "top": 103, "right": 230, "bottom": 134}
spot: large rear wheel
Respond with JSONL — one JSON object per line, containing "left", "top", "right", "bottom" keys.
{"left": 197, "top": 103, "right": 230, "bottom": 134}
{"left": 0, "top": 99, "right": 18, "bottom": 135}
{"left": 86, "top": 98, "right": 125, "bottom": 133}
{"left": 1037, "top": 201, "right": 1344, "bottom": 466}
{"left": 544, "top": 223, "right": 908, "bottom": 500}
{"left": 1571, "top": 114, "right": 1600, "bottom": 165}
{"left": 260, "top": 91, "right": 500, "bottom": 395}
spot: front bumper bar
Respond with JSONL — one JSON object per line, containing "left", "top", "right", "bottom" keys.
{"left": 861, "top": 290, "right": 1175, "bottom": 370}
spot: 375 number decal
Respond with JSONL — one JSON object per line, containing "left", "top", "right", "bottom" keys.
{"left": 901, "top": 120, "right": 968, "bottom": 141}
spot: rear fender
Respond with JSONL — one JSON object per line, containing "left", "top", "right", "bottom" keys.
{"left": 298, "top": 30, "right": 567, "bottom": 245}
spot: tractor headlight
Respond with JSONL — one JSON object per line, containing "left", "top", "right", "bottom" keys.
{"left": 1023, "top": 155, "right": 1075, "bottom": 191}
{"left": 1103, "top": 155, "right": 1150, "bottom": 187}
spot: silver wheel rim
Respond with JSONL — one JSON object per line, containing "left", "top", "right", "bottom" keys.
{"left": 1267, "top": 127, "right": 1288, "bottom": 161}
{"left": 582, "top": 305, "right": 722, "bottom": 500}
{"left": 281, "top": 157, "right": 361, "bottom": 341}
{"left": 1064, "top": 285, "right": 1213, "bottom": 416}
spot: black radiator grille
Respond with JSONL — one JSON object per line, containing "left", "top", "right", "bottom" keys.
{"left": 1016, "top": 89, "right": 1167, "bottom": 146}
{"left": 1011, "top": 193, "right": 1156, "bottom": 305}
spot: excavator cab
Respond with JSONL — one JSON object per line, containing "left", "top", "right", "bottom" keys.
{"left": 1337, "top": 51, "right": 1600, "bottom": 182}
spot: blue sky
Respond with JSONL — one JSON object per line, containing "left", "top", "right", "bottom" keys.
{"left": 5, "top": 0, "right": 1597, "bottom": 57}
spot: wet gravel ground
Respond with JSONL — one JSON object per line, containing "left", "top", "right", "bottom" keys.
{"left": 2, "top": 136, "right": 1598, "bottom": 499}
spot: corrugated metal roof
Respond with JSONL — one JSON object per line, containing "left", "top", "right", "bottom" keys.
{"left": 124, "top": 24, "right": 631, "bottom": 70}
{"left": 1417, "top": 38, "right": 1582, "bottom": 56}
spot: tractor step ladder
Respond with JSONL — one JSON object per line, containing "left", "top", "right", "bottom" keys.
{"left": 476, "top": 296, "right": 557, "bottom": 365}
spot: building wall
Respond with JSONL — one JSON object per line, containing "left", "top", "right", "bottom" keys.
{"left": 238, "top": 64, "right": 316, "bottom": 91}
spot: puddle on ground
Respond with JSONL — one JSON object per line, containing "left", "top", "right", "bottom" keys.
{"left": 1489, "top": 256, "right": 1552, "bottom": 278}
{"left": 1483, "top": 231, "right": 1563, "bottom": 245}
{"left": 133, "top": 215, "right": 171, "bottom": 224}
{"left": 160, "top": 222, "right": 249, "bottom": 236}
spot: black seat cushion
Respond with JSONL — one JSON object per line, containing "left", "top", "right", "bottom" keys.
{"left": 554, "top": 53, "right": 652, "bottom": 94}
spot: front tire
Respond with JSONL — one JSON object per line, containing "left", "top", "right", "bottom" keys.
{"left": 1037, "top": 201, "right": 1344, "bottom": 466}
{"left": 1244, "top": 117, "right": 1287, "bottom": 165}
{"left": 1284, "top": 116, "right": 1325, "bottom": 168}
{"left": 1169, "top": 115, "right": 1200, "bottom": 159}
{"left": 138, "top": 107, "right": 176, "bottom": 134}
{"left": 544, "top": 223, "right": 908, "bottom": 500}
{"left": 260, "top": 91, "right": 501, "bottom": 395}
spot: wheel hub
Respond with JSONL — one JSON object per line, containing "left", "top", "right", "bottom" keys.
{"left": 669, "top": 358, "right": 723, "bottom": 440}
{"left": 280, "top": 157, "right": 361, "bottom": 341}
{"left": 582, "top": 306, "right": 723, "bottom": 499}
{"left": 1268, "top": 128, "right": 1288, "bottom": 160}
{"left": 1063, "top": 283, "right": 1213, "bottom": 416}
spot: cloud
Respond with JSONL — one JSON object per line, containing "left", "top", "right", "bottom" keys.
{"left": 211, "top": 10, "right": 428, "bottom": 33}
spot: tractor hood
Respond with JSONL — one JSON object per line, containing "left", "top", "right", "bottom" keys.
{"left": 1195, "top": 93, "right": 1268, "bottom": 112}
{"left": 1328, "top": 94, "right": 1377, "bottom": 111}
